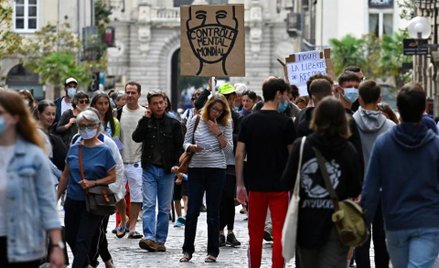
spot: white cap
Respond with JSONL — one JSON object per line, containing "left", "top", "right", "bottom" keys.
{"left": 234, "top": 83, "right": 247, "bottom": 94}
{"left": 65, "top": 77, "right": 78, "bottom": 85}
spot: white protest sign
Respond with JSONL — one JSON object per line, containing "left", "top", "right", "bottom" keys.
{"left": 285, "top": 50, "right": 327, "bottom": 96}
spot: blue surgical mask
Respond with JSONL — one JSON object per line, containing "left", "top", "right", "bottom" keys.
{"left": 0, "top": 116, "right": 6, "bottom": 135}
{"left": 278, "top": 100, "right": 289, "bottom": 113}
{"left": 67, "top": 87, "right": 77, "bottom": 98}
{"left": 343, "top": 88, "right": 359, "bottom": 104}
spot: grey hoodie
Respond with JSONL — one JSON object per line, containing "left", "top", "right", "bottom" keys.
{"left": 353, "top": 106, "right": 396, "bottom": 169}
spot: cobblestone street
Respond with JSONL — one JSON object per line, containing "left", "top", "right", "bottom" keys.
{"left": 60, "top": 206, "right": 291, "bottom": 268}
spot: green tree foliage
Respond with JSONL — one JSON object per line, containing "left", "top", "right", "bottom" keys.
{"left": 329, "top": 35, "right": 366, "bottom": 75}
{"left": 0, "top": 0, "right": 22, "bottom": 69}
{"left": 380, "top": 31, "right": 412, "bottom": 88}
{"left": 91, "top": 0, "right": 113, "bottom": 59}
{"left": 398, "top": 0, "right": 415, "bottom": 20}
{"left": 95, "top": 0, "right": 112, "bottom": 27}
{"left": 329, "top": 32, "right": 411, "bottom": 88}
{"left": 33, "top": 52, "right": 90, "bottom": 88}
{"left": 19, "top": 23, "right": 105, "bottom": 97}
{"left": 362, "top": 33, "right": 382, "bottom": 79}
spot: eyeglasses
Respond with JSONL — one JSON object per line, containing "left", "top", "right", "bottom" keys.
{"left": 78, "top": 124, "right": 97, "bottom": 130}
{"left": 78, "top": 99, "right": 90, "bottom": 105}
{"left": 210, "top": 106, "right": 224, "bottom": 114}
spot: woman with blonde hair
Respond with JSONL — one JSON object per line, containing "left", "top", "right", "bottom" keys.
{"left": 0, "top": 88, "right": 64, "bottom": 268}
{"left": 180, "top": 94, "right": 233, "bottom": 263}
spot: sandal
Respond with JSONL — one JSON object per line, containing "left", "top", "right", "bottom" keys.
{"left": 179, "top": 252, "right": 192, "bottom": 262}
{"left": 115, "top": 226, "right": 126, "bottom": 238}
{"left": 204, "top": 255, "right": 217, "bottom": 263}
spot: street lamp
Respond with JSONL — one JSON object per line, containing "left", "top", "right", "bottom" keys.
{"left": 407, "top": 16, "right": 439, "bottom": 117}
{"left": 407, "top": 16, "right": 431, "bottom": 40}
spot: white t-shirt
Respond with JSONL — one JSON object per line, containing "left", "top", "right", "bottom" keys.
{"left": 60, "top": 98, "right": 73, "bottom": 116}
{"left": 0, "top": 145, "right": 16, "bottom": 236}
{"left": 120, "top": 105, "right": 146, "bottom": 163}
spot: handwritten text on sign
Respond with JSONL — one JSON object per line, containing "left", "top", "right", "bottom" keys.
{"left": 286, "top": 50, "right": 327, "bottom": 96}
{"left": 180, "top": 4, "right": 245, "bottom": 77}
{"left": 188, "top": 25, "right": 237, "bottom": 63}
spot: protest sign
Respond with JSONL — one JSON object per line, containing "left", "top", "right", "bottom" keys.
{"left": 180, "top": 4, "right": 245, "bottom": 77}
{"left": 285, "top": 48, "right": 334, "bottom": 96}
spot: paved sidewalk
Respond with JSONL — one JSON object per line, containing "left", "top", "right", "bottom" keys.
{"left": 60, "top": 206, "right": 288, "bottom": 268}
{"left": 59, "top": 205, "right": 384, "bottom": 267}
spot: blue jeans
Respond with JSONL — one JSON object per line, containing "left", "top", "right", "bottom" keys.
{"left": 142, "top": 165, "right": 175, "bottom": 244}
{"left": 386, "top": 227, "right": 439, "bottom": 268}
{"left": 182, "top": 168, "right": 226, "bottom": 257}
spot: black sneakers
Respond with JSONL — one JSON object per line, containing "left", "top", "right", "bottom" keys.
{"left": 263, "top": 230, "right": 273, "bottom": 242}
{"left": 226, "top": 233, "right": 241, "bottom": 247}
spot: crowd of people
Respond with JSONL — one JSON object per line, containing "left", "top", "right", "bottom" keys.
{"left": 2, "top": 67, "right": 439, "bottom": 268}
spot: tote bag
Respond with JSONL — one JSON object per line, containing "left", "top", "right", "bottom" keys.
{"left": 282, "top": 136, "right": 306, "bottom": 262}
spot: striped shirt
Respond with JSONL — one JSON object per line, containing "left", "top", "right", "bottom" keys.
{"left": 183, "top": 116, "right": 233, "bottom": 169}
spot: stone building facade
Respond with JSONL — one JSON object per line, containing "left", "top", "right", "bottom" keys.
{"left": 1, "top": 0, "right": 93, "bottom": 100}
{"left": 106, "top": 0, "right": 298, "bottom": 106}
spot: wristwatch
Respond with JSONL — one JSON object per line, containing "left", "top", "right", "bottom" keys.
{"left": 51, "top": 241, "right": 66, "bottom": 250}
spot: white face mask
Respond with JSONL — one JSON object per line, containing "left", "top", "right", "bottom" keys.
{"left": 67, "top": 87, "right": 77, "bottom": 98}
{"left": 79, "top": 127, "right": 98, "bottom": 140}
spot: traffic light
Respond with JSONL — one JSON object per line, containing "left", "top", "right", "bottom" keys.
{"left": 103, "top": 27, "right": 115, "bottom": 47}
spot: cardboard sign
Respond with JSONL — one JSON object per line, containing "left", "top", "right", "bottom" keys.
{"left": 285, "top": 48, "right": 334, "bottom": 96}
{"left": 180, "top": 4, "right": 245, "bottom": 77}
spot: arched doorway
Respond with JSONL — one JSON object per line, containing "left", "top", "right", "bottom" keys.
{"left": 171, "top": 48, "right": 209, "bottom": 111}
{"left": 6, "top": 64, "right": 44, "bottom": 100}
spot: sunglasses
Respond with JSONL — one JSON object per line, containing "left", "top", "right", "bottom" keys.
{"left": 78, "top": 99, "right": 90, "bottom": 105}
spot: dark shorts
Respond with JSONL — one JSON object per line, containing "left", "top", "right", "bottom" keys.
{"left": 173, "top": 181, "right": 188, "bottom": 200}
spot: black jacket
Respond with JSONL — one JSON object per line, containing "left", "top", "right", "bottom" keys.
{"left": 132, "top": 114, "right": 184, "bottom": 173}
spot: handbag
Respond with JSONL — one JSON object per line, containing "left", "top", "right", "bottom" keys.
{"left": 79, "top": 144, "right": 117, "bottom": 216}
{"left": 177, "top": 115, "right": 200, "bottom": 174}
{"left": 282, "top": 136, "right": 306, "bottom": 262}
{"left": 312, "top": 147, "right": 369, "bottom": 247}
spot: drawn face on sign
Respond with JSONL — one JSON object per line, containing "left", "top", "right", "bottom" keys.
{"left": 186, "top": 5, "right": 239, "bottom": 75}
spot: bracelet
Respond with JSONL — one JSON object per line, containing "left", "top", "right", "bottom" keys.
{"left": 216, "top": 132, "right": 223, "bottom": 137}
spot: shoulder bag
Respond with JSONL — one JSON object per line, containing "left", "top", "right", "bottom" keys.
{"left": 177, "top": 115, "right": 200, "bottom": 174}
{"left": 282, "top": 136, "right": 306, "bottom": 262}
{"left": 312, "top": 146, "right": 369, "bottom": 247}
{"left": 79, "top": 144, "right": 117, "bottom": 216}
